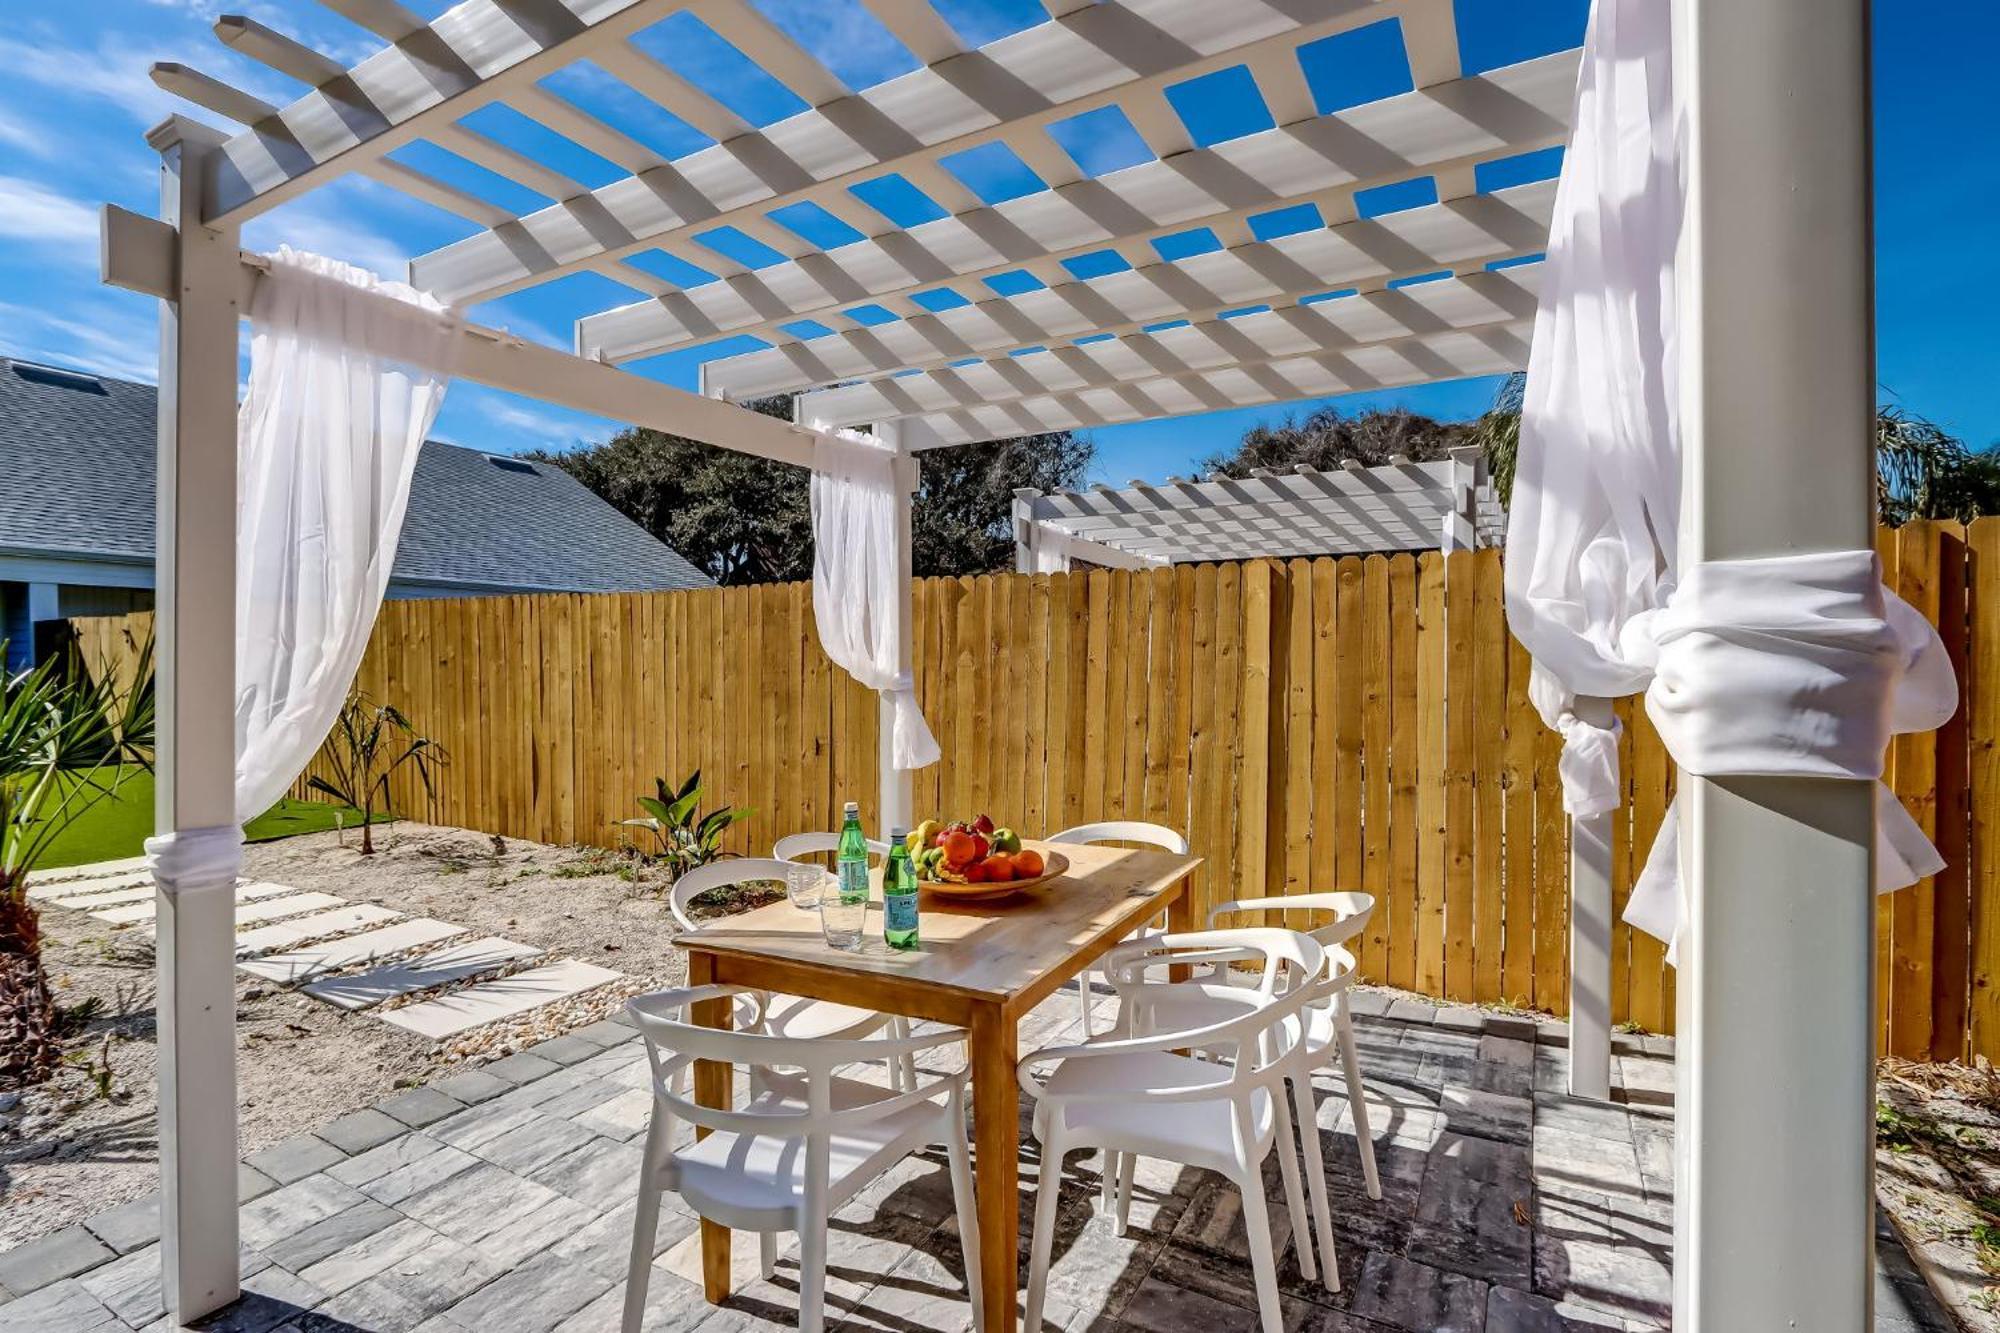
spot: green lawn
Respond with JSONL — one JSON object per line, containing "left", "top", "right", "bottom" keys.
{"left": 32, "top": 768, "right": 379, "bottom": 869}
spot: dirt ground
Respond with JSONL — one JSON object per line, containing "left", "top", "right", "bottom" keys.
{"left": 1877, "top": 1056, "right": 2000, "bottom": 1328}
{"left": 0, "top": 822, "right": 708, "bottom": 1248}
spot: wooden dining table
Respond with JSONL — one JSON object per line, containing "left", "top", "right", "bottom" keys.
{"left": 675, "top": 840, "right": 1201, "bottom": 1333}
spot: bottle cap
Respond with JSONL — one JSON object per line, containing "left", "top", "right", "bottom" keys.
{"left": 889, "top": 826, "right": 907, "bottom": 841}
{"left": 842, "top": 800, "right": 859, "bottom": 816}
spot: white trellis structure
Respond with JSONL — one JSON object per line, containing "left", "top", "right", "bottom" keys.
{"left": 100, "top": 0, "right": 1884, "bottom": 1328}
{"left": 1013, "top": 447, "right": 1499, "bottom": 570}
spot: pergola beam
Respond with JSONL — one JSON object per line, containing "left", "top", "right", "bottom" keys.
{"left": 575, "top": 51, "right": 1577, "bottom": 362}
{"left": 778, "top": 265, "right": 1542, "bottom": 426}
{"left": 201, "top": 0, "right": 701, "bottom": 225}
{"left": 101, "top": 204, "right": 824, "bottom": 470}
{"left": 875, "top": 319, "right": 1533, "bottom": 445}
{"left": 699, "top": 188, "right": 1552, "bottom": 400}
{"left": 413, "top": 0, "right": 1406, "bottom": 305}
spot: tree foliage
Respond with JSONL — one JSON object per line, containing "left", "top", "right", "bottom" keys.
{"left": 1199, "top": 404, "right": 1477, "bottom": 479}
{"left": 528, "top": 399, "right": 1092, "bottom": 583}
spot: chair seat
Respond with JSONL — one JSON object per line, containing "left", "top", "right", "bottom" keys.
{"left": 739, "top": 992, "right": 894, "bottom": 1042}
{"left": 1041, "top": 1049, "right": 1273, "bottom": 1169}
{"left": 667, "top": 1074, "right": 943, "bottom": 1220}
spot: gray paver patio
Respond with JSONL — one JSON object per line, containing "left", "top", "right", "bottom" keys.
{"left": 0, "top": 996, "right": 1955, "bottom": 1333}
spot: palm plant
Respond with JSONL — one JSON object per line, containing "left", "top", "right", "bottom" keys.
{"left": 304, "top": 693, "right": 444, "bottom": 855}
{"left": 1876, "top": 407, "right": 2000, "bottom": 525}
{"left": 619, "top": 770, "right": 750, "bottom": 881}
{"left": 2, "top": 638, "right": 155, "bottom": 1085}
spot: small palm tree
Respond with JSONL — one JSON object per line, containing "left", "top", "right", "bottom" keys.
{"left": 305, "top": 693, "right": 445, "bottom": 855}
{"left": 2, "top": 637, "right": 154, "bottom": 1085}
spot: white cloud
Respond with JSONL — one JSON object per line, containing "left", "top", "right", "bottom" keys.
{"left": 0, "top": 175, "right": 103, "bottom": 258}
{"left": 0, "top": 295, "right": 160, "bottom": 384}
{"left": 455, "top": 391, "right": 615, "bottom": 453}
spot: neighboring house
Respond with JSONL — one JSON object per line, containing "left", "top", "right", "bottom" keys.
{"left": 0, "top": 356, "right": 713, "bottom": 670}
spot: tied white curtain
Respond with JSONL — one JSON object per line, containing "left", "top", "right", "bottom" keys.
{"left": 1501, "top": 0, "right": 1957, "bottom": 953}
{"left": 810, "top": 432, "right": 941, "bottom": 769}
{"left": 234, "top": 247, "right": 457, "bottom": 821}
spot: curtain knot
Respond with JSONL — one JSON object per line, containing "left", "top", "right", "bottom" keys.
{"left": 144, "top": 825, "right": 244, "bottom": 894}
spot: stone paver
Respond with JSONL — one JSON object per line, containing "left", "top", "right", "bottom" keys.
{"left": 378, "top": 960, "right": 624, "bottom": 1039}
{"left": 74, "top": 879, "right": 294, "bottom": 922}
{"left": 121, "top": 889, "right": 344, "bottom": 929}
{"left": 232, "top": 902, "right": 401, "bottom": 958}
{"left": 3, "top": 1002, "right": 1959, "bottom": 1333}
{"left": 302, "top": 936, "right": 544, "bottom": 1010}
{"left": 238, "top": 917, "right": 467, "bottom": 984}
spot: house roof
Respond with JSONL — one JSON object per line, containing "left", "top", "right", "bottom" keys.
{"left": 0, "top": 356, "right": 713, "bottom": 595}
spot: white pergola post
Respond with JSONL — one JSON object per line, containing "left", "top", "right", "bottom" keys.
{"left": 1440, "top": 445, "right": 1484, "bottom": 552}
{"left": 1674, "top": 0, "right": 1877, "bottom": 1327}
{"left": 876, "top": 421, "right": 918, "bottom": 838}
{"left": 1012, "top": 488, "right": 1040, "bottom": 575}
{"left": 1567, "top": 695, "right": 1615, "bottom": 1102}
{"left": 147, "top": 116, "right": 243, "bottom": 1324}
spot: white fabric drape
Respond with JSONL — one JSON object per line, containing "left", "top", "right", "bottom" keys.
{"left": 810, "top": 432, "right": 941, "bottom": 769}
{"left": 233, "top": 246, "right": 457, "bottom": 821}
{"left": 1502, "top": 0, "right": 1958, "bottom": 952}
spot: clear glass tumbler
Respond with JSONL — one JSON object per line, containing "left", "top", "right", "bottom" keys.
{"left": 786, "top": 864, "right": 827, "bottom": 911}
{"left": 820, "top": 891, "right": 869, "bottom": 950}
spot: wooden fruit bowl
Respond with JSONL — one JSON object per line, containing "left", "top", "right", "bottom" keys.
{"left": 919, "top": 846, "right": 1068, "bottom": 903}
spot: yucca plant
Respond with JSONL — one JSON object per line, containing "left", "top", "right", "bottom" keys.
{"left": 305, "top": 693, "right": 444, "bottom": 856}
{"left": 2, "top": 637, "right": 155, "bottom": 1086}
{"left": 619, "top": 770, "right": 750, "bottom": 881}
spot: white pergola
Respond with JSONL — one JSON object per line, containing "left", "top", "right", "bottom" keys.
{"left": 100, "top": 1, "right": 1882, "bottom": 1329}
{"left": 1012, "top": 447, "right": 1500, "bottom": 569}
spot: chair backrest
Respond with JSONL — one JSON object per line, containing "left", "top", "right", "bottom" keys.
{"left": 1138, "top": 928, "right": 1325, "bottom": 1086}
{"left": 1047, "top": 821, "right": 1188, "bottom": 855}
{"left": 669, "top": 857, "right": 799, "bottom": 932}
{"left": 627, "top": 986, "right": 938, "bottom": 1146}
{"left": 773, "top": 831, "right": 891, "bottom": 863}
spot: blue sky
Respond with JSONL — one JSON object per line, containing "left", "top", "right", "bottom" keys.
{"left": 0, "top": 0, "right": 1990, "bottom": 486}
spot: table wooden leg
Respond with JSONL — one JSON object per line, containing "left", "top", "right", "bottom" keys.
{"left": 688, "top": 953, "right": 733, "bottom": 1305}
{"left": 1167, "top": 879, "right": 1197, "bottom": 983}
{"left": 970, "top": 1001, "right": 1020, "bottom": 1333}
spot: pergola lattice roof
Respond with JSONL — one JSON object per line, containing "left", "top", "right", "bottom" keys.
{"left": 141, "top": 0, "right": 1577, "bottom": 452}
{"left": 1014, "top": 446, "right": 1499, "bottom": 568}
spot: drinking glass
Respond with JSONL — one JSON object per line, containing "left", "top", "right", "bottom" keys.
{"left": 786, "top": 864, "right": 828, "bottom": 911}
{"left": 820, "top": 891, "right": 869, "bottom": 950}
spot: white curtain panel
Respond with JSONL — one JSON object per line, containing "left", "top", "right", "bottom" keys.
{"left": 233, "top": 247, "right": 457, "bottom": 821}
{"left": 1502, "top": 0, "right": 1957, "bottom": 952}
{"left": 810, "top": 432, "right": 941, "bottom": 769}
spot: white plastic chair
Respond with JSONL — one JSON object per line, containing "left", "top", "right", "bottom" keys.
{"left": 1045, "top": 821, "right": 1188, "bottom": 1037}
{"left": 772, "top": 831, "right": 892, "bottom": 862}
{"left": 623, "top": 986, "right": 982, "bottom": 1333}
{"left": 1018, "top": 929, "right": 1330, "bottom": 1333}
{"left": 1109, "top": 893, "right": 1380, "bottom": 1286}
{"left": 672, "top": 858, "right": 916, "bottom": 1089}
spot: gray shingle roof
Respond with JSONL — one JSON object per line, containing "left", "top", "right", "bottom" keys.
{"left": 0, "top": 357, "right": 713, "bottom": 595}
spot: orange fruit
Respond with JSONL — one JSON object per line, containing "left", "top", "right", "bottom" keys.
{"left": 985, "top": 853, "right": 1014, "bottom": 881}
{"left": 965, "top": 860, "right": 992, "bottom": 883}
{"left": 1013, "top": 849, "right": 1045, "bottom": 878}
{"left": 942, "top": 830, "right": 978, "bottom": 867}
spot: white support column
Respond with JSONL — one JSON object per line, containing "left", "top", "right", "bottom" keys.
{"left": 146, "top": 116, "right": 244, "bottom": 1324}
{"left": 1441, "top": 445, "right": 1483, "bottom": 552}
{"left": 1674, "top": 1, "right": 1876, "bottom": 1328}
{"left": 1567, "top": 696, "right": 1615, "bottom": 1102}
{"left": 876, "top": 420, "right": 918, "bottom": 838}
{"left": 1013, "top": 487, "right": 1040, "bottom": 574}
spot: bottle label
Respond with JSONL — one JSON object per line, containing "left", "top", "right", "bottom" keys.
{"left": 884, "top": 892, "right": 918, "bottom": 935}
{"left": 838, "top": 860, "right": 869, "bottom": 902}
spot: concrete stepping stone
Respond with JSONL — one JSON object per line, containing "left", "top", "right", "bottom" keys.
{"left": 238, "top": 919, "right": 468, "bottom": 985}
{"left": 303, "top": 937, "right": 546, "bottom": 1011}
{"left": 112, "top": 890, "right": 343, "bottom": 928}
{"left": 29, "top": 868, "right": 155, "bottom": 900}
{"left": 234, "top": 904, "right": 401, "bottom": 958}
{"left": 378, "top": 960, "right": 623, "bottom": 1040}
{"left": 29, "top": 856, "right": 150, "bottom": 890}
{"left": 65, "top": 879, "right": 287, "bottom": 918}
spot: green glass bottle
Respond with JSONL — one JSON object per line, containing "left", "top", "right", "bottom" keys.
{"left": 883, "top": 827, "right": 919, "bottom": 950}
{"left": 835, "top": 801, "right": 869, "bottom": 907}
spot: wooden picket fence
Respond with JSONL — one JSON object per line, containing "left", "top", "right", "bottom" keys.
{"left": 68, "top": 517, "right": 2000, "bottom": 1057}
